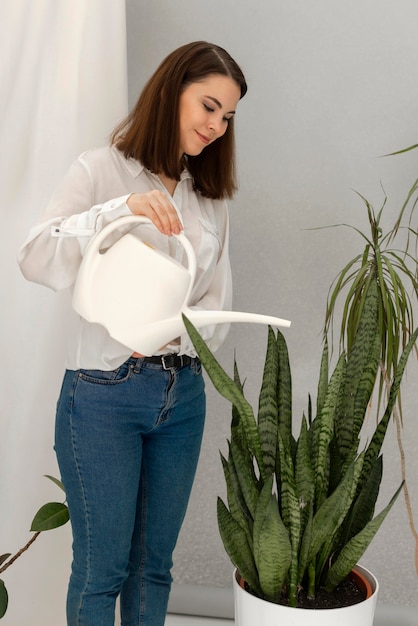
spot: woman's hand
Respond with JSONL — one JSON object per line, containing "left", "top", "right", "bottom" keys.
{"left": 127, "top": 191, "right": 183, "bottom": 236}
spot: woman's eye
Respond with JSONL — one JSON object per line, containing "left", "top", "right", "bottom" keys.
{"left": 203, "top": 103, "right": 214, "bottom": 113}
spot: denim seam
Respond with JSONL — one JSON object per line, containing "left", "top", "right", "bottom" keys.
{"left": 70, "top": 375, "right": 93, "bottom": 624}
{"left": 77, "top": 365, "right": 134, "bottom": 385}
{"left": 154, "top": 369, "right": 177, "bottom": 427}
{"left": 139, "top": 468, "right": 148, "bottom": 626}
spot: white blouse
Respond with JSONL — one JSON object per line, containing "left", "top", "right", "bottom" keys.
{"left": 18, "top": 146, "right": 232, "bottom": 370}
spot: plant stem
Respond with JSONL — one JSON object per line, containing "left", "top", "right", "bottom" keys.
{"left": 380, "top": 360, "right": 418, "bottom": 576}
{"left": 393, "top": 403, "right": 418, "bottom": 575}
{"left": 0, "top": 532, "right": 41, "bottom": 574}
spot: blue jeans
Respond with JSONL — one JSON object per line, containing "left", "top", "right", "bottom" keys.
{"left": 55, "top": 356, "right": 206, "bottom": 626}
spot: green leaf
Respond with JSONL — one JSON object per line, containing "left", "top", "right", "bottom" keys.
{"left": 344, "top": 456, "right": 383, "bottom": 542}
{"left": 315, "top": 454, "right": 365, "bottom": 581}
{"left": 277, "top": 434, "right": 301, "bottom": 605}
{"left": 383, "top": 142, "right": 418, "bottom": 156}
{"left": 361, "top": 326, "right": 418, "bottom": 484}
{"left": 217, "top": 497, "right": 261, "bottom": 596}
{"left": 229, "top": 439, "right": 260, "bottom": 519}
{"left": 231, "top": 361, "right": 250, "bottom": 462}
{"left": 221, "top": 452, "right": 253, "bottom": 544}
{"left": 313, "top": 353, "right": 346, "bottom": 506}
{"left": 183, "top": 315, "right": 265, "bottom": 479}
{"left": 295, "top": 417, "right": 315, "bottom": 536}
{"left": 336, "top": 278, "right": 379, "bottom": 457}
{"left": 0, "top": 579, "right": 8, "bottom": 619}
{"left": 0, "top": 555, "right": 11, "bottom": 569}
{"left": 276, "top": 330, "right": 293, "bottom": 454}
{"left": 257, "top": 327, "right": 279, "bottom": 475}
{"left": 324, "top": 482, "right": 404, "bottom": 591}
{"left": 30, "top": 502, "right": 70, "bottom": 532}
{"left": 316, "top": 340, "right": 329, "bottom": 418}
{"left": 300, "top": 460, "right": 358, "bottom": 573}
{"left": 44, "top": 475, "right": 66, "bottom": 492}
{"left": 297, "top": 502, "right": 314, "bottom": 584}
{"left": 253, "top": 477, "right": 291, "bottom": 602}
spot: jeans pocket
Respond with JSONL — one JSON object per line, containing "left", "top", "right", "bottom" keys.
{"left": 78, "top": 360, "right": 133, "bottom": 385}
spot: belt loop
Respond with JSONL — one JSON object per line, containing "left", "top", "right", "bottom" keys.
{"left": 133, "top": 356, "right": 142, "bottom": 373}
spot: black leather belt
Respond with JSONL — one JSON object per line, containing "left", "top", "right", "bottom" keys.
{"left": 142, "top": 354, "right": 195, "bottom": 370}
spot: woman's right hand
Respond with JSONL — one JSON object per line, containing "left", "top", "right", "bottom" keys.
{"left": 126, "top": 191, "right": 183, "bottom": 236}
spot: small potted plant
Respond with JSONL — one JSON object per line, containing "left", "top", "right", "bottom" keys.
{"left": 183, "top": 185, "right": 417, "bottom": 624}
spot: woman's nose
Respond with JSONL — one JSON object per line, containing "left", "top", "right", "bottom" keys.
{"left": 208, "top": 116, "right": 221, "bottom": 135}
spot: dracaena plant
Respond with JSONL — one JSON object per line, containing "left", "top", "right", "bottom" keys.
{"left": 321, "top": 166, "right": 418, "bottom": 575}
{"left": 0, "top": 475, "right": 69, "bottom": 619}
{"left": 184, "top": 275, "right": 417, "bottom": 607}
{"left": 322, "top": 192, "right": 417, "bottom": 408}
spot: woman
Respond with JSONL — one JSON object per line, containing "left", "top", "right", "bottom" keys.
{"left": 18, "top": 41, "right": 247, "bottom": 626}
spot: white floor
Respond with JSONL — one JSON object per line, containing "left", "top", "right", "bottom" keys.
{"left": 166, "top": 616, "right": 232, "bottom": 625}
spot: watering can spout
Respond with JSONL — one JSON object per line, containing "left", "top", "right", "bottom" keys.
{"left": 113, "top": 310, "right": 291, "bottom": 357}
{"left": 185, "top": 308, "right": 291, "bottom": 330}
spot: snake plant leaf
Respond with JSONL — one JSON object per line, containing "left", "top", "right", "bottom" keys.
{"left": 297, "top": 502, "right": 314, "bottom": 585}
{"left": 295, "top": 416, "right": 315, "bottom": 536}
{"left": 183, "top": 315, "right": 265, "bottom": 479}
{"left": 316, "top": 340, "right": 329, "bottom": 419}
{"left": 217, "top": 497, "right": 261, "bottom": 596}
{"left": 276, "top": 330, "right": 293, "bottom": 455}
{"left": 315, "top": 453, "right": 365, "bottom": 582}
{"left": 0, "top": 580, "right": 8, "bottom": 619}
{"left": 313, "top": 353, "right": 346, "bottom": 507}
{"left": 277, "top": 434, "right": 301, "bottom": 539}
{"left": 348, "top": 280, "right": 380, "bottom": 430}
{"left": 257, "top": 327, "right": 279, "bottom": 476}
{"left": 337, "top": 279, "right": 379, "bottom": 456}
{"left": 231, "top": 360, "right": 251, "bottom": 465}
{"left": 324, "top": 482, "right": 404, "bottom": 592}
{"left": 30, "top": 502, "right": 69, "bottom": 532}
{"left": 299, "top": 459, "right": 358, "bottom": 576}
{"left": 342, "top": 455, "right": 383, "bottom": 543}
{"left": 253, "top": 476, "right": 291, "bottom": 602}
{"left": 229, "top": 438, "right": 260, "bottom": 519}
{"left": 351, "top": 328, "right": 380, "bottom": 440}
{"left": 277, "top": 433, "right": 301, "bottom": 605}
{"left": 221, "top": 451, "right": 253, "bottom": 544}
{"left": 361, "top": 326, "right": 418, "bottom": 485}
{"left": 343, "top": 266, "right": 375, "bottom": 355}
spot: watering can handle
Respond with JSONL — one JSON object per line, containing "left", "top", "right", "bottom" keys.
{"left": 82, "top": 214, "right": 197, "bottom": 302}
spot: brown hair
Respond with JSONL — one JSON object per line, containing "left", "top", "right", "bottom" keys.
{"left": 111, "top": 41, "right": 247, "bottom": 199}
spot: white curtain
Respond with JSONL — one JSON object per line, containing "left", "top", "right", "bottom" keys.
{"left": 0, "top": 2, "right": 128, "bottom": 623}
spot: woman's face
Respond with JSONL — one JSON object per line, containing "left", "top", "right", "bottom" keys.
{"left": 178, "top": 74, "right": 241, "bottom": 157}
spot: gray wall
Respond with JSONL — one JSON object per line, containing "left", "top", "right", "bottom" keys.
{"left": 126, "top": 0, "right": 418, "bottom": 607}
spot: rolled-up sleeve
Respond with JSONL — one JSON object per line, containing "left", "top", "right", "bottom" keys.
{"left": 17, "top": 156, "right": 131, "bottom": 290}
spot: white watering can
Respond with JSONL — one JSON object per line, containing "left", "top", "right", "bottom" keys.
{"left": 72, "top": 215, "right": 291, "bottom": 355}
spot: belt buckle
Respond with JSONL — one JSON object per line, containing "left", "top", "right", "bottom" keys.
{"left": 161, "top": 354, "right": 183, "bottom": 370}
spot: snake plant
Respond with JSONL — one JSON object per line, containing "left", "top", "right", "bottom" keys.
{"left": 183, "top": 276, "right": 417, "bottom": 606}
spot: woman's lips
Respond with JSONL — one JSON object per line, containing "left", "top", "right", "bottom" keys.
{"left": 195, "top": 130, "right": 210, "bottom": 145}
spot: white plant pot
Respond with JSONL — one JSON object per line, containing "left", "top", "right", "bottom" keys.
{"left": 233, "top": 564, "right": 379, "bottom": 626}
